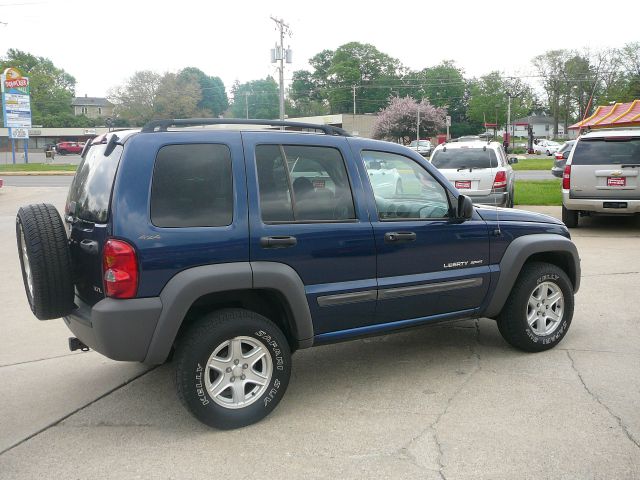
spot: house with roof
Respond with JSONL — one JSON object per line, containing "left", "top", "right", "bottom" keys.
{"left": 511, "top": 115, "right": 565, "bottom": 138}
{"left": 569, "top": 100, "right": 640, "bottom": 132}
{"left": 71, "top": 95, "right": 114, "bottom": 119}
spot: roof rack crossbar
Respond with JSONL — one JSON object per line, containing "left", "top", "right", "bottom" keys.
{"left": 141, "top": 118, "right": 351, "bottom": 136}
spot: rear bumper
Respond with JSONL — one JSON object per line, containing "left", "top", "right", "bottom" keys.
{"left": 64, "top": 295, "right": 163, "bottom": 362}
{"left": 468, "top": 191, "right": 509, "bottom": 207}
{"left": 562, "top": 192, "right": 640, "bottom": 214}
{"left": 551, "top": 167, "right": 563, "bottom": 178}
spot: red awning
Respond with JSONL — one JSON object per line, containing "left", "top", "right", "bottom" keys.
{"left": 569, "top": 100, "right": 640, "bottom": 130}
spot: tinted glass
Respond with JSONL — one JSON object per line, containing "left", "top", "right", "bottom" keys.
{"left": 151, "top": 144, "right": 233, "bottom": 227}
{"left": 431, "top": 147, "right": 498, "bottom": 169}
{"left": 363, "top": 151, "right": 450, "bottom": 220}
{"left": 256, "top": 144, "right": 356, "bottom": 222}
{"left": 67, "top": 142, "right": 123, "bottom": 223}
{"left": 572, "top": 138, "right": 640, "bottom": 165}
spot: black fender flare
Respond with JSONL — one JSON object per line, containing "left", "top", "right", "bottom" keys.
{"left": 143, "top": 262, "right": 313, "bottom": 364}
{"left": 484, "top": 234, "right": 581, "bottom": 318}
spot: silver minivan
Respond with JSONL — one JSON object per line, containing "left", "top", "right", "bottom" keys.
{"left": 562, "top": 129, "right": 640, "bottom": 227}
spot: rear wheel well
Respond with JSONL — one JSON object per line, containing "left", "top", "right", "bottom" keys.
{"left": 174, "top": 289, "right": 299, "bottom": 354}
{"left": 523, "top": 251, "right": 577, "bottom": 290}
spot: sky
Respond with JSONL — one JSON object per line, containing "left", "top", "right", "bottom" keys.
{"left": 0, "top": 0, "right": 638, "bottom": 99}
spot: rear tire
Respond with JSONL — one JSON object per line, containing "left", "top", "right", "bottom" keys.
{"left": 562, "top": 205, "right": 578, "bottom": 228}
{"left": 16, "top": 204, "right": 74, "bottom": 319}
{"left": 498, "top": 262, "right": 573, "bottom": 352}
{"left": 175, "top": 308, "right": 291, "bottom": 429}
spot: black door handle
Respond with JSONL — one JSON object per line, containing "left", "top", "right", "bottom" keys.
{"left": 384, "top": 231, "right": 417, "bottom": 243}
{"left": 260, "top": 236, "right": 298, "bottom": 248}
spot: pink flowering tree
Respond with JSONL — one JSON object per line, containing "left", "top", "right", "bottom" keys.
{"left": 372, "top": 96, "right": 447, "bottom": 144}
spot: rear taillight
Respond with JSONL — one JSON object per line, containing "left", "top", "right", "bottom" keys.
{"left": 562, "top": 165, "right": 571, "bottom": 190}
{"left": 102, "top": 239, "right": 138, "bottom": 299}
{"left": 555, "top": 152, "right": 563, "bottom": 160}
{"left": 492, "top": 171, "right": 507, "bottom": 191}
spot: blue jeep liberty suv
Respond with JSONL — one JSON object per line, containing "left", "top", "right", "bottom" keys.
{"left": 16, "top": 119, "right": 580, "bottom": 429}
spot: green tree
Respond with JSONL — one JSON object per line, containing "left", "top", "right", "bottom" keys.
{"left": 289, "top": 70, "right": 329, "bottom": 116}
{"left": 0, "top": 49, "right": 76, "bottom": 127}
{"left": 468, "top": 72, "right": 536, "bottom": 130}
{"left": 229, "top": 77, "right": 279, "bottom": 119}
{"left": 179, "top": 67, "right": 228, "bottom": 116}
{"left": 532, "top": 50, "right": 572, "bottom": 134}
{"left": 154, "top": 72, "right": 202, "bottom": 119}
{"left": 108, "top": 70, "right": 162, "bottom": 126}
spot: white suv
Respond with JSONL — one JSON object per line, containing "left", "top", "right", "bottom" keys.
{"left": 430, "top": 140, "right": 517, "bottom": 208}
{"left": 561, "top": 128, "right": 640, "bottom": 227}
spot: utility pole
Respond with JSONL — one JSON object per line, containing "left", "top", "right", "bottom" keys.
{"left": 416, "top": 100, "right": 421, "bottom": 147}
{"left": 270, "top": 16, "right": 291, "bottom": 121}
{"left": 507, "top": 94, "right": 512, "bottom": 150}
{"left": 352, "top": 84, "right": 356, "bottom": 115}
{"left": 244, "top": 92, "right": 249, "bottom": 119}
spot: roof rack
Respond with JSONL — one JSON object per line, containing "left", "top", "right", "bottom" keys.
{"left": 141, "top": 118, "right": 351, "bottom": 136}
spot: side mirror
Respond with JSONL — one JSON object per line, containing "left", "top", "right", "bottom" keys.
{"left": 457, "top": 195, "right": 474, "bottom": 220}
{"left": 562, "top": 151, "right": 570, "bottom": 159}
{"left": 508, "top": 157, "right": 519, "bottom": 164}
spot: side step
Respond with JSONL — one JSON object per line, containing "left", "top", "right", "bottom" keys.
{"left": 68, "top": 337, "right": 90, "bottom": 352}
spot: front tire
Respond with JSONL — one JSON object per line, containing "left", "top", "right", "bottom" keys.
{"left": 562, "top": 205, "right": 578, "bottom": 228}
{"left": 175, "top": 308, "right": 291, "bottom": 429}
{"left": 497, "top": 262, "right": 574, "bottom": 352}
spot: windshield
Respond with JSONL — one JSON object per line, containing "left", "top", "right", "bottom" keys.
{"left": 572, "top": 137, "right": 640, "bottom": 165}
{"left": 431, "top": 147, "right": 498, "bottom": 169}
{"left": 410, "top": 141, "right": 431, "bottom": 147}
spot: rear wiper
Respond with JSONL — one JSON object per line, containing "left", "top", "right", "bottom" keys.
{"left": 457, "top": 166, "right": 471, "bottom": 172}
{"left": 621, "top": 164, "right": 640, "bottom": 168}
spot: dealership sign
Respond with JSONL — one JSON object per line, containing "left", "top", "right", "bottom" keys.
{"left": 1, "top": 67, "right": 32, "bottom": 129}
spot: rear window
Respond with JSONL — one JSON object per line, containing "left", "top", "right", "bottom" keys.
{"left": 572, "top": 137, "right": 640, "bottom": 165}
{"left": 431, "top": 147, "right": 498, "bottom": 169}
{"left": 151, "top": 144, "right": 233, "bottom": 228}
{"left": 67, "top": 142, "right": 123, "bottom": 223}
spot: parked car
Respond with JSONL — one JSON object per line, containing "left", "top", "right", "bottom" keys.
{"left": 0, "top": 178, "right": 3, "bottom": 189}
{"left": 364, "top": 156, "right": 404, "bottom": 196}
{"left": 16, "top": 119, "right": 580, "bottom": 430}
{"left": 430, "top": 140, "right": 517, "bottom": 207}
{"left": 562, "top": 128, "right": 640, "bottom": 227}
{"left": 551, "top": 140, "right": 576, "bottom": 178}
{"left": 533, "top": 140, "right": 561, "bottom": 156}
{"left": 56, "top": 141, "right": 84, "bottom": 155}
{"left": 409, "top": 139, "right": 432, "bottom": 157}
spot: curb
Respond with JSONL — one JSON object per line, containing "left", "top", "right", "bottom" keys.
{"left": 0, "top": 171, "right": 76, "bottom": 176}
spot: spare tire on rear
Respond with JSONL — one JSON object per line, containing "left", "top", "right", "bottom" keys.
{"left": 16, "top": 204, "right": 75, "bottom": 320}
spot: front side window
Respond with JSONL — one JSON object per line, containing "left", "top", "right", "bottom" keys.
{"left": 363, "top": 151, "right": 450, "bottom": 220}
{"left": 255, "top": 144, "right": 356, "bottom": 222}
{"left": 151, "top": 144, "right": 233, "bottom": 228}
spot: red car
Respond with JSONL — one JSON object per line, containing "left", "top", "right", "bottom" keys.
{"left": 56, "top": 141, "right": 84, "bottom": 155}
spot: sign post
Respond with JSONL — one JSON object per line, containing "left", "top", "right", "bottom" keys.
{"left": 1, "top": 67, "right": 32, "bottom": 164}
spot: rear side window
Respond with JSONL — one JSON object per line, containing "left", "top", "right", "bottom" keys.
{"left": 431, "top": 147, "right": 498, "bottom": 169}
{"left": 151, "top": 144, "right": 233, "bottom": 228}
{"left": 572, "top": 138, "right": 640, "bottom": 165}
{"left": 255, "top": 144, "right": 356, "bottom": 222}
{"left": 67, "top": 143, "right": 123, "bottom": 223}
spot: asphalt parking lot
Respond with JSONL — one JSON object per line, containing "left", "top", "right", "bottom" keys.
{"left": 1, "top": 185, "right": 639, "bottom": 479}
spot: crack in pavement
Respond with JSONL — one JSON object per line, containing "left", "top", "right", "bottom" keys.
{"left": 0, "top": 366, "right": 157, "bottom": 457}
{"left": 582, "top": 271, "right": 639, "bottom": 277}
{"left": 567, "top": 351, "right": 640, "bottom": 450}
{"left": 399, "top": 320, "right": 482, "bottom": 480}
{"left": 0, "top": 351, "right": 83, "bottom": 369}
